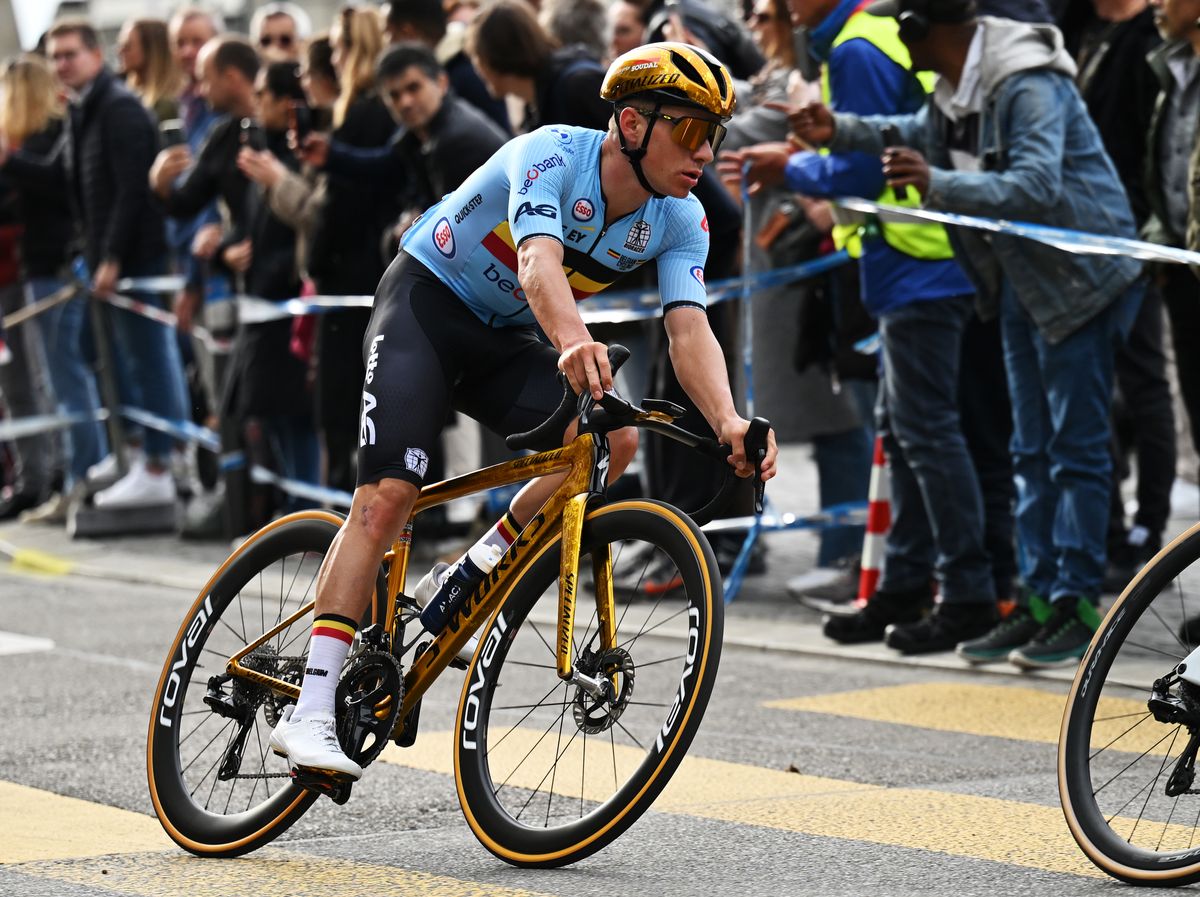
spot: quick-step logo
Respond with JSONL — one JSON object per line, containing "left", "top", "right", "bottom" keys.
{"left": 158, "top": 594, "right": 214, "bottom": 727}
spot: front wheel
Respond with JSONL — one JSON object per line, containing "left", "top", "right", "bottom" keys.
{"left": 1060, "top": 522, "right": 1200, "bottom": 885}
{"left": 454, "top": 500, "right": 723, "bottom": 867}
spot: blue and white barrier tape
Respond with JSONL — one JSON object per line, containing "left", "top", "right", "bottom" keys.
{"left": 249, "top": 465, "right": 353, "bottom": 508}
{"left": 835, "top": 198, "right": 1200, "bottom": 266}
{"left": 0, "top": 410, "right": 107, "bottom": 442}
{"left": 119, "top": 406, "right": 221, "bottom": 453}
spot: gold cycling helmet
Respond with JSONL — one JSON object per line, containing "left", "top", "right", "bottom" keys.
{"left": 601, "top": 42, "right": 736, "bottom": 120}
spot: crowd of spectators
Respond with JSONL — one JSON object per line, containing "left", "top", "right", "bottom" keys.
{"left": 0, "top": 0, "right": 1199, "bottom": 667}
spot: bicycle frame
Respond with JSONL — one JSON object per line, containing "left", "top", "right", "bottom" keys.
{"left": 224, "top": 427, "right": 622, "bottom": 740}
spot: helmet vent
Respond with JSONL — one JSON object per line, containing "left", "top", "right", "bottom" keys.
{"left": 700, "top": 57, "right": 730, "bottom": 100}
{"left": 668, "top": 50, "right": 705, "bottom": 89}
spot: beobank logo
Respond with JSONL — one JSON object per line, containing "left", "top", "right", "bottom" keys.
{"left": 433, "top": 217, "right": 455, "bottom": 258}
{"left": 516, "top": 154, "right": 565, "bottom": 196}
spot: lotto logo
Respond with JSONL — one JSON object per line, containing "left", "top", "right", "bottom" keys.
{"left": 573, "top": 198, "right": 594, "bottom": 221}
{"left": 433, "top": 217, "right": 455, "bottom": 258}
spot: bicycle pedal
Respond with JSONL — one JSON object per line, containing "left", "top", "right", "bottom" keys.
{"left": 290, "top": 766, "right": 355, "bottom": 803}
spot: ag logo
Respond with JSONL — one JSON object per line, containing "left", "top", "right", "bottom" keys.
{"left": 405, "top": 447, "right": 429, "bottom": 479}
{"left": 433, "top": 217, "right": 455, "bottom": 258}
{"left": 573, "top": 198, "right": 594, "bottom": 221}
{"left": 690, "top": 265, "right": 705, "bottom": 286}
{"left": 625, "top": 219, "right": 651, "bottom": 253}
{"left": 515, "top": 202, "right": 557, "bottom": 221}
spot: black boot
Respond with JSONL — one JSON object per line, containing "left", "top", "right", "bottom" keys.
{"left": 885, "top": 602, "right": 998, "bottom": 655}
{"left": 822, "top": 583, "right": 932, "bottom": 644}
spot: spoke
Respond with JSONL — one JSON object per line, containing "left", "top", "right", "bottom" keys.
{"left": 634, "top": 654, "right": 687, "bottom": 669}
{"left": 614, "top": 716, "right": 646, "bottom": 751}
{"left": 1179, "top": 578, "right": 1191, "bottom": 652}
{"left": 1089, "top": 712, "right": 1155, "bottom": 762}
{"left": 494, "top": 699, "right": 574, "bottom": 795}
{"left": 1146, "top": 601, "right": 1189, "bottom": 657}
{"left": 1157, "top": 787, "right": 1183, "bottom": 852}
{"left": 527, "top": 619, "right": 558, "bottom": 663}
{"left": 511, "top": 724, "right": 583, "bottom": 821}
{"left": 181, "top": 717, "right": 235, "bottom": 776}
{"left": 543, "top": 684, "right": 570, "bottom": 827}
{"left": 1094, "top": 711, "right": 1163, "bottom": 724}
{"left": 216, "top": 609, "right": 247, "bottom": 645}
{"left": 617, "top": 605, "right": 688, "bottom": 652}
{"left": 487, "top": 679, "right": 568, "bottom": 757}
{"left": 1094, "top": 725, "right": 1180, "bottom": 799}
{"left": 1122, "top": 640, "right": 1186, "bottom": 662}
{"left": 246, "top": 721, "right": 270, "bottom": 811}
{"left": 177, "top": 711, "right": 217, "bottom": 748}
{"left": 610, "top": 726, "right": 618, "bottom": 792}
{"left": 580, "top": 730, "right": 587, "bottom": 818}
{"left": 502, "top": 660, "right": 557, "bottom": 669}
{"left": 1125, "top": 726, "right": 1181, "bottom": 845}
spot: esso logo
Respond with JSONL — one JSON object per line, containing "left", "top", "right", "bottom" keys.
{"left": 690, "top": 265, "right": 705, "bottom": 286}
{"left": 433, "top": 217, "right": 455, "bottom": 258}
{"left": 700, "top": 216, "right": 709, "bottom": 233}
{"left": 573, "top": 198, "right": 594, "bottom": 221}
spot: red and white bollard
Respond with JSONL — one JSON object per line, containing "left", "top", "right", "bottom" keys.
{"left": 855, "top": 434, "right": 891, "bottom": 607}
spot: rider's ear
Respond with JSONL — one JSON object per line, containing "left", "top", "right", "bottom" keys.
{"left": 616, "top": 106, "right": 642, "bottom": 143}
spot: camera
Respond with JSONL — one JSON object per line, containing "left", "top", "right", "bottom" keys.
{"left": 159, "top": 118, "right": 186, "bottom": 148}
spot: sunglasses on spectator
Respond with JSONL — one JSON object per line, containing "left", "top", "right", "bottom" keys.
{"left": 642, "top": 109, "right": 728, "bottom": 154}
{"left": 260, "top": 34, "right": 295, "bottom": 48}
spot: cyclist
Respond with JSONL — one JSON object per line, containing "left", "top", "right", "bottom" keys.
{"left": 269, "top": 42, "right": 778, "bottom": 782}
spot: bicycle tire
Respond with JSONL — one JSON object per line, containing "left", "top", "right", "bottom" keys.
{"left": 1060, "top": 522, "right": 1200, "bottom": 885}
{"left": 453, "top": 499, "right": 722, "bottom": 867}
{"left": 147, "top": 511, "right": 387, "bottom": 857}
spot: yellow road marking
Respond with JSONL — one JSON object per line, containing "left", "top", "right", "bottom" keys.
{"left": 380, "top": 729, "right": 1143, "bottom": 879}
{"left": 11, "top": 849, "right": 556, "bottom": 897}
{"left": 0, "top": 782, "right": 168, "bottom": 863}
{"left": 765, "top": 682, "right": 1166, "bottom": 756}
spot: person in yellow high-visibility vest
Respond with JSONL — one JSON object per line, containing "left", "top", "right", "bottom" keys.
{"left": 720, "top": 0, "right": 1001, "bottom": 654}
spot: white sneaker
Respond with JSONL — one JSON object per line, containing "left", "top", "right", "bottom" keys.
{"left": 93, "top": 464, "right": 175, "bottom": 508}
{"left": 87, "top": 448, "right": 145, "bottom": 486}
{"left": 269, "top": 706, "right": 363, "bottom": 780}
{"left": 414, "top": 562, "right": 479, "bottom": 664}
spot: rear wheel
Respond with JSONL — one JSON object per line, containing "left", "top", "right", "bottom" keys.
{"left": 146, "top": 511, "right": 386, "bottom": 856}
{"left": 454, "top": 500, "right": 723, "bottom": 867}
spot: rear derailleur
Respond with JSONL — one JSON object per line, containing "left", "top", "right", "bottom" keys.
{"left": 1148, "top": 672, "right": 1200, "bottom": 796}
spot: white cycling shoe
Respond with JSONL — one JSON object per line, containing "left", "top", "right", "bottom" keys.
{"left": 269, "top": 706, "right": 363, "bottom": 780}
{"left": 414, "top": 562, "right": 479, "bottom": 665}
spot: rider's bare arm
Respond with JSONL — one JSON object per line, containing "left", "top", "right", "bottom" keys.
{"left": 663, "top": 306, "right": 778, "bottom": 481}
{"left": 517, "top": 236, "right": 612, "bottom": 400}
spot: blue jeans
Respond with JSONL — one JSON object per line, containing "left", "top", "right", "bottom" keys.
{"left": 1001, "top": 278, "right": 1143, "bottom": 604}
{"left": 877, "top": 295, "right": 994, "bottom": 604}
{"left": 28, "top": 278, "right": 108, "bottom": 487}
{"left": 103, "top": 264, "right": 189, "bottom": 462}
{"left": 262, "top": 414, "right": 320, "bottom": 514}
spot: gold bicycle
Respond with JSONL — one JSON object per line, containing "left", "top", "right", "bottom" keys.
{"left": 146, "top": 346, "right": 769, "bottom": 867}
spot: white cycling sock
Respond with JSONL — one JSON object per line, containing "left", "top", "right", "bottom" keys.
{"left": 293, "top": 614, "right": 356, "bottom": 721}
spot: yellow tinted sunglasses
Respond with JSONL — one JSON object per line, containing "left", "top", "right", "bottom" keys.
{"left": 644, "top": 110, "right": 728, "bottom": 154}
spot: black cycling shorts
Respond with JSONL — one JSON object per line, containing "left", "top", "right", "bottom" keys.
{"left": 357, "top": 252, "right": 563, "bottom": 488}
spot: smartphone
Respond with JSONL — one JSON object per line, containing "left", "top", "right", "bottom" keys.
{"left": 239, "top": 117, "right": 266, "bottom": 151}
{"left": 160, "top": 118, "right": 186, "bottom": 148}
{"left": 880, "top": 124, "right": 908, "bottom": 201}
{"left": 290, "top": 101, "right": 312, "bottom": 139}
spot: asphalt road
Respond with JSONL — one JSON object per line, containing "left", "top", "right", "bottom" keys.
{"left": 0, "top": 562, "right": 1149, "bottom": 897}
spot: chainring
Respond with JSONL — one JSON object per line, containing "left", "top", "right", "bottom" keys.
{"left": 334, "top": 650, "right": 404, "bottom": 770}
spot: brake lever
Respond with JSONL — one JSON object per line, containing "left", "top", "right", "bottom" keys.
{"left": 744, "top": 417, "right": 770, "bottom": 515}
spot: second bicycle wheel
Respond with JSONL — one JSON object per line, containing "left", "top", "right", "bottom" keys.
{"left": 1060, "top": 522, "right": 1200, "bottom": 885}
{"left": 147, "top": 511, "right": 387, "bottom": 857}
{"left": 453, "top": 499, "right": 723, "bottom": 867}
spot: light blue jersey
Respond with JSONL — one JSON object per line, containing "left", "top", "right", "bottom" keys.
{"left": 402, "top": 125, "right": 710, "bottom": 327}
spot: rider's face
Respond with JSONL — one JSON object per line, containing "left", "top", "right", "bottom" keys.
{"left": 628, "top": 104, "right": 719, "bottom": 198}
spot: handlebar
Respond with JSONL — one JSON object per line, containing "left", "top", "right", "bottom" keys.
{"left": 506, "top": 344, "right": 771, "bottom": 524}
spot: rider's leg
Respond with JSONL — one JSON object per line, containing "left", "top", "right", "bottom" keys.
{"left": 291, "top": 477, "right": 418, "bottom": 721}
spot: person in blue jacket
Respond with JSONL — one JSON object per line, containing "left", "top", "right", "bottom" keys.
{"left": 724, "top": 0, "right": 999, "bottom": 655}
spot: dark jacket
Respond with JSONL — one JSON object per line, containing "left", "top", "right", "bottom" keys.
{"left": 307, "top": 92, "right": 399, "bottom": 294}
{"left": 325, "top": 94, "right": 508, "bottom": 209}
{"left": 161, "top": 119, "right": 308, "bottom": 418}
{"left": 645, "top": 0, "right": 765, "bottom": 80}
{"left": 3, "top": 68, "right": 166, "bottom": 272}
{"left": 0, "top": 119, "right": 73, "bottom": 278}
{"left": 445, "top": 50, "right": 510, "bottom": 135}
{"left": 1072, "top": 8, "right": 1160, "bottom": 228}
{"left": 1144, "top": 41, "right": 1199, "bottom": 247}
{"left": 530, "top": 47, "right": 612, "bottom": 132}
